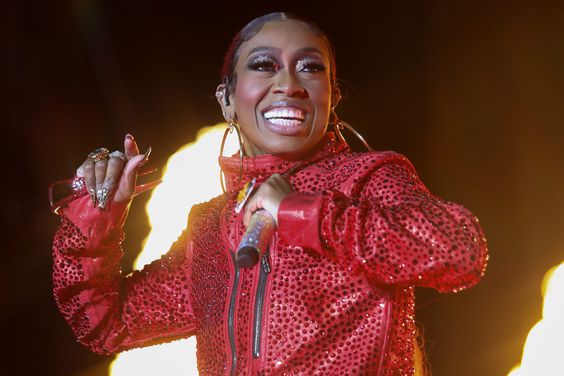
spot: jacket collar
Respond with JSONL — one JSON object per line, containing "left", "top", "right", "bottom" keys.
{"left": 219, "top": 132, "right": 348, "bottom": 194}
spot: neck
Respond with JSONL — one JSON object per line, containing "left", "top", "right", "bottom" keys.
{"left": 240, "top": 135, "right": 328, "bottom": 161}
{"left": 241, "top": 134, "right": 265, "bottom": 157}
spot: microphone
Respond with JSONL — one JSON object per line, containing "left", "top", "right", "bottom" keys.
{"left": 236, "top": 209, "right": 276, "bottom": 268}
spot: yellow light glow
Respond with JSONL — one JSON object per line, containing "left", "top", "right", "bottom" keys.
{"left": 508, "top": 261, "right": 564, "bottom": 376}
{"left": 110, "top": 123, "right": 237, "bottom": 376}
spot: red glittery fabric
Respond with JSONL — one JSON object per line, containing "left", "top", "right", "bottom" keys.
{"left": 52, "top": 132, "right": 487, "bottom": 375}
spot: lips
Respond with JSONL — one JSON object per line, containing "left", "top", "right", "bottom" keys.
{"left": 261, "top": 103, "right": 308, "bottom": 135}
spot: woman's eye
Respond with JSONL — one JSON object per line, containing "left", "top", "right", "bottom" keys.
{"left": 296, "top": 58, "right": 326, "bottom": 73}
{"left": 247, "top": 56, "right": 279, "bottom": 72}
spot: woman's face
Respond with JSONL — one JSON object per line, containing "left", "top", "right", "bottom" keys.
{"left": 225, "top": 20, "right": 333, "bottom": 160}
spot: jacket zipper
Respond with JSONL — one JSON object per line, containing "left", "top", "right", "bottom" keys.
{"left": 252, "top": 252, "right": 271, "bottom": 358}
{"left": 229, "top": 251, "right": 240, "bottom": 376}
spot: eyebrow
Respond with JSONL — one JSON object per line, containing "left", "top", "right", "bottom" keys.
{"left": 296, "top": 47, "right": 324, "bottom": 55}
{"left": 246, "top": 46, "right": 324, "bottom": 57}
{"left": 247, "top": 47, "right": 277, "bottom": 56}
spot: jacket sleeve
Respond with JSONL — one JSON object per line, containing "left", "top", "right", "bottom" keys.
{"left": 52, "top": 195, "right": 198, "bottom": 355}
{"left": 277, "top": 154, "right": 488, "bottom": 293}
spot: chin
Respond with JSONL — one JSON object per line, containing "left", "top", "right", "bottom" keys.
{"left": 262, "top": 138, "right": 316, "bottom": 160}
{"left": 242, "top": 119, "right": 327, "bottom": 159}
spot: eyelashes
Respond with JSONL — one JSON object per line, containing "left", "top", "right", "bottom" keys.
{"left": 247, "top": 55, "right": 280, "bottom": 72}
{"left": 247, "top": 54, "right": 326, "bottom": 73}
{"left": 296, "top": 56, "right": 326, "bottom": 73}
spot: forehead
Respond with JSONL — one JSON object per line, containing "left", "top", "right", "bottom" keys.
{"left": 238, "top": 20, "right": 330, "bottom": 59}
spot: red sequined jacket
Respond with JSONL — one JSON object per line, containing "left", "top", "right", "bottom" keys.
{"left": 52, "top": 133, "right": 488, "bottom": 375}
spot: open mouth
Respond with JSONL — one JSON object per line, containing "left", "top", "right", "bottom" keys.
{"left": 263, "top": 107, "right": 306, "bottom": 127}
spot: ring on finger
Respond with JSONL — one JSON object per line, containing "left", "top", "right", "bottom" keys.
{"left": 109, "top": 150, "right": 127, "bottom": 161}
{"left": 88, "top": 148, "right": 110, "bottom": 163}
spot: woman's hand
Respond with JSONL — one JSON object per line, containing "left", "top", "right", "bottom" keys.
{"left": 76, "top": 134, "right": 151, "bottom": 209}
{"left": 242, "top": 173, "right": 294, "bottom": 227}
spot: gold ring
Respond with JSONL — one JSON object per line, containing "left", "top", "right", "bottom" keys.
{"left": 88, "top": 148, "right": 110, "bottom": 163}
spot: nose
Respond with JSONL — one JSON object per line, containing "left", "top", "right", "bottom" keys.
{"left": 273, "top": 71, "right": 307, "bottom": 98}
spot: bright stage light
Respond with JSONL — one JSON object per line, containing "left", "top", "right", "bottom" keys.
{"left": 109, "top": 123, "right": 237, "bottom": 376}
{"left": 508, "top": 261, "right": 564, "bottom": 376}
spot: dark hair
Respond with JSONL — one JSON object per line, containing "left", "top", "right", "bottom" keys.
{"left": 220, "top": 12, "right": 338, "bottom": 105}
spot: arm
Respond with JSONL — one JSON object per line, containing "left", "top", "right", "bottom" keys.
{"left": 52, "top": 196, "right": 198, "bottom": 355}
{"left": 277, "top": 155, "right": 488, "bottom": 293}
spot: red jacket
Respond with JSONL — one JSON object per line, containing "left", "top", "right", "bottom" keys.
{"left": 52, "top": 133, "right": 487, "bottom": 375}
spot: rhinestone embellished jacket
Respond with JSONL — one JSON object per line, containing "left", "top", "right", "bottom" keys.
{"left": 52, "top": 133, "right": 488, "bottom": 375}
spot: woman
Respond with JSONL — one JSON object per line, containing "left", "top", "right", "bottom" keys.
{"left": 52, "top": 12, "right": 488, "bottom": 375}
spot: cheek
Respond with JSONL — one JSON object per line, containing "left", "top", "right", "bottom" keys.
{"left": 306, "top": 79, "right": 331, "bottom": 110}
{"left": 234, "top": 76, "right": 269, "bottom": 117}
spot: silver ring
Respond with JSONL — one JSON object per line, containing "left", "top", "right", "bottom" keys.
{"left": 109, "top": 150, "right": 127, "bottom": 161}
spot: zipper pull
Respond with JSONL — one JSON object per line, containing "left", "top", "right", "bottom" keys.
{"left": 261, "top": 253, "right": 271, "bottom": 274}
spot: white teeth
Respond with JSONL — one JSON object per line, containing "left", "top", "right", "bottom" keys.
{"left": 264, "top": 107, "right": 305, "bottom": 121}
{"left": 268, "top": 118, "right": 302, "bottom": 127}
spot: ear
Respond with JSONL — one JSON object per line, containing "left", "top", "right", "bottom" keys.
{"left": 216, "top": 83, "right": 235, "bottom": 122}
{"left": 331, "top": 84, "right": 341, "bottom": 110}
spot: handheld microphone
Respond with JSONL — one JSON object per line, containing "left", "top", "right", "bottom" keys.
{"left": 236, "top": 209, "right": 276, "bottom": 268}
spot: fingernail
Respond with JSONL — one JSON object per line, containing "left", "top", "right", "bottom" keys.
{"left": 133, "top": 179, "right": 162, "bottom": 197}
{"left": 88, "top": 188, "right": 97, "bottom": 206}
{"left": 97, "top": 188, "right": 110, "bottom": 210}
{"left": 125, "top": 133, "right": 135, "bottom": 141}
{"left": 138, "top": 167, "right": 158, "bottom": 177}
{"left": 138, "top": 146, "right": 152, "bottom": 167}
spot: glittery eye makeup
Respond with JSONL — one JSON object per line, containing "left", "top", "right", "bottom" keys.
{"left": 247, "top": 54, "right": 280, "bottom": 72}
{"left": 296, "top": 56, "right": 326, "bottom": 73}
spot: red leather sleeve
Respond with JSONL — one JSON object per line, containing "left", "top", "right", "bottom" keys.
{"left": 52, "top": 195, "right": 198, "bottom": 355}
{"left": 278, "top": 159, "right": 488, "bottom": 293}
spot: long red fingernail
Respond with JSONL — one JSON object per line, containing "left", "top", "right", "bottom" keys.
{"left": 138, "top": 167, "right": 158, "bottom": 177}
{"left": 138, "top": 146, "right": 152, "bottom": 167}
{"left": 133, "top": 179, "right": 162, "bottom": 197}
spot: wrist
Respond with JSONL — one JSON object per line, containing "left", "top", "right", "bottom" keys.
{"left": 277, "top": 192, "right": 325, "bottom": 251}
{"left": 63, "top": 195, "right": 131, "bottom": 248}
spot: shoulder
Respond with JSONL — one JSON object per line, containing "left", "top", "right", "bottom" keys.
{"left": 187, "top": 194, "right": 227, "bottom": 232}
{"left": 189, "top": 194, "right": 226, "bottom": 216}
{"left": 300, "top": 150, "right": 418, "bottom": 195}
{"left": 312, "top": 149, "right": 417, "bottom": 177}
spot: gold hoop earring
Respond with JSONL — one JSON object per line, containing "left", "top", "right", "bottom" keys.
{"left": 331, "top": 108, "right": 373, "bottom": 152}
{"left": 220, "top": 120, "right": 245, "bottom": 195}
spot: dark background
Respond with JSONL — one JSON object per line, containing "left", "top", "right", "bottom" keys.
{"left": 3, "top": 0, "right": 564, "bottom": 375}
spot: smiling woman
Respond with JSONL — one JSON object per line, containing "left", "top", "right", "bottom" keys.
{"left": 50, "top": 12, "right": 488, "bottom": 375}
{"left": 218, "top": 18, "right": 332, "bottom": 159}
